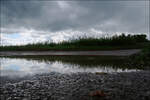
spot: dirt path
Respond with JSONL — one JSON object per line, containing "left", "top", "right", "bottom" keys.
{"left": 0, "top": 49, "right": 141, "bottom": 56}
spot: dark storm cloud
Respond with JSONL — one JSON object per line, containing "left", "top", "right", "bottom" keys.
{"left": 0, "top": 0, "right": 149, "bottom": 34}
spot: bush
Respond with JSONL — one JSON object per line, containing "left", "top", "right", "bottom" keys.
{"left": 0, "top": 33, "right": 149, "bottom": 51}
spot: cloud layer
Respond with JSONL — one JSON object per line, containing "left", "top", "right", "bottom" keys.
{"left": 0, "top": 0, "right": 149, "bottom": 45}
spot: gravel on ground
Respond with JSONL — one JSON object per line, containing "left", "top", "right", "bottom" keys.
{"left": 1, "top": 71, "right": 150, "bottom": 100}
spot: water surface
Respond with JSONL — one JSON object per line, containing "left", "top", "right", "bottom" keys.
{"left": 0, "top": 56, "right": 139, "bottom": 77}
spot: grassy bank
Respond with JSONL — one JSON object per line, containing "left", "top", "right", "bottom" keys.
{"left": 0, "top": 34, "right": 149, "bottom": 51}
{"left": 127, "top": 44, "right": 150, "bottom": 68}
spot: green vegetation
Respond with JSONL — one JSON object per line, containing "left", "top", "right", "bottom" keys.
{"left": 0, "top": 34, "right": 149, "bottom": 51}
{"left": 128, "top": 44, "right": 150, "bottom": 69}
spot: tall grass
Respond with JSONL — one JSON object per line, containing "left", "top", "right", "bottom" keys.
{"left": 0, "top": 34, "right": 149, "bottom": 51}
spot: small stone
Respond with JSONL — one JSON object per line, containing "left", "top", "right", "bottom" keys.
{"left": 95, "top": 72, "right": 108, "bottom": 75}
{"left": 89, "top": 90, "right": 107, "bottom": 97}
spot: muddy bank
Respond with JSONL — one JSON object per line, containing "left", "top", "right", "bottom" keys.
{"left": 1, "top": 71, "right": 150, "bottom": 100}
{"left": 0, "top": 49, "right": 141, "bottom": 56}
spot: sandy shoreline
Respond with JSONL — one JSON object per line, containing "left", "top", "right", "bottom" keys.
{"left": 0, "top": 49, "right": 141, "bottom": 56}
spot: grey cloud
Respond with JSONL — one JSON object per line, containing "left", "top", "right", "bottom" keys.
{"left": 1, "top": 0, "right": 149, "bottom": 34}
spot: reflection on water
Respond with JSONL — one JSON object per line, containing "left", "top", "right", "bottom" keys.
{"left": 0, "top": 57, "right": 139, "bottom": 77}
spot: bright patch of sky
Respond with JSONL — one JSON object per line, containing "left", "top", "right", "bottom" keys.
{"left": 7, "top": 33, "right": 21, "bottom": 39}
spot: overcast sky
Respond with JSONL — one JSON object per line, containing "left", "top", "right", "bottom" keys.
{"left": 0, "top": 0, "right": 149, "bottom": 45}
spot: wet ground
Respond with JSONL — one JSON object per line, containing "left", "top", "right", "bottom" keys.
{"left": 1, "top": 71, "right": 150, "bottom": 100}
{"left": 0, "top": 49, "right": 141, "bottom": 56}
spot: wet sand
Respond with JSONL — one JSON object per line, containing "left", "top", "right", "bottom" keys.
{"left": 0, "top": 49, "right": 141, "bottom": 56}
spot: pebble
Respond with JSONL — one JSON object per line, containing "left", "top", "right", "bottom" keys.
{"left": 0, "top": 71, "right": 150, "bottom": 100}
